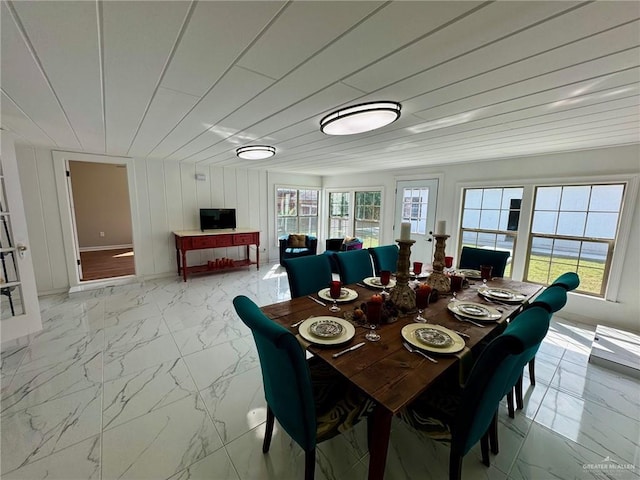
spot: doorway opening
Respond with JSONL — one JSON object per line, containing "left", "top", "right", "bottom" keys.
{"left": 67, "top": 161, "right": 135, "bottom": 282}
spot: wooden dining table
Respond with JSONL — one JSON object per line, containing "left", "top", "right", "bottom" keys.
{"left": 260, "top": 278, "right": 544, "bottom": 480}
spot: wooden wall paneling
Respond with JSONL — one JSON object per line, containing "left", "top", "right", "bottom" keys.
{"left": 146, "top": 160, "right": 172, "bottom": 274}
{"left": 223, "top": 167, "right": 239, "bottom": 260}
{"left": 179, "top": 163, "right": 200, "bottom": 267}
{"left": 35, "top": 148, "right": 68, "bottom": 290}
{"left": 15, "top": 146, "right": 53, "bottom": 291}
{"left": 132, "top": 158, "right": 153, "bottom": 276}
{"left": 163, "top": 160, "right": 183, "bottom": 277}
{"left": 195, "top": 166, "right": 212, "bottom": 264}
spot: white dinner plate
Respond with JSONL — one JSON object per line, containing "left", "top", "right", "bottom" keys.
{"left": 447, "top": 301, "right": 502, "bottom": 322}
{"left": 456, "top": 269, "right": 482, "bottom": 279}
{"left": 401, "top": 323, "right": 465, "bottom": 354}
{"left": 477, "top": 286, "right": 526, "bottom": 303}
{"left": 298, "top": 316, "right": 356, "bottom": 346}
{"left": 362, "top": 277, "right": 397, "bottom": 289}
{"left": 318, "top": 287, "right": 358, "bottom": 303}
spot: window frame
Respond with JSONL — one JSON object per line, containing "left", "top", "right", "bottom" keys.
{"left": 524, "top": 183, "right": 625, "bottom": 297}
{"left": 458, "top": 186, "right": 525, "bottom": 278}
{"left": 275, "top": 186, "right": 320, "bottom": 241}
{"left": 325, "top": 187, "right": 384, "bottom": 248}
{"left": 454, "top": 174, "right": 638, "bottom": 302}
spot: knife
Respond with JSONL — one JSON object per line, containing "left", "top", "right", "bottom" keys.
{"left": 307, "top": 295, "right": 327, "bottom": 307}
{"left": 332, "top": 342, "right": 365, "bottom": 358}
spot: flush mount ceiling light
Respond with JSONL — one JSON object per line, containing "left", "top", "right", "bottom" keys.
{"left": 235, "top": 145, "right": 276, "bottom": 160}
{"left": 320, "top": 101, "right": 401, "bottom": 135}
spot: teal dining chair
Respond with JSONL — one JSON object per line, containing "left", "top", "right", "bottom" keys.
{"left": 232, "top": 295, "right": 374, "bottom": 480}
{"left": 333, "top": 249, "right": 374, "bottom": 285}
{"left": 283, "top": 255, "right": 333, "bottom": 299}
{"left": 368, "top": 245, "right": 399, "bottom": 274}
{"left": 551, "top": 271, "right": 580, "bottom": 291}
{"left": 508, "top": 284, "right": 570, "bottom": 415}
{"left": 398, "top": 307, "right": 550, "bottom": 480}
{"left": 458, "top": 247, "right": 511, "bottom": 277}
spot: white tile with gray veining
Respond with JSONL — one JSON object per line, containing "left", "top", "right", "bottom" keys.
{"left": 1, "top": 351, "right": 102, "bottom": 414}
{"left": 103, "top": 332, "right": 180, "bottom": 382}
{"left": 102, "top": 357, "right": 197, "bottom": 430}
{"left": 2, "top": 434, "right": 101, "bottom": 480}
{"left": 2, "top": 265, "right": 639, "bottom": 480}
{"left": 101, "top": 394, "right": 222, "bottom": 480}
{"left": 0, "top": 385, "right": 102, "bottom": 475}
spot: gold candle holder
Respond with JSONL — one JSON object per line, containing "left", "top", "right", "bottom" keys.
{"left": 390, "top": 239, "right": 416, "bottom": 312}
{"left": 427, "top": 234, "right": 451, "bottom": 293}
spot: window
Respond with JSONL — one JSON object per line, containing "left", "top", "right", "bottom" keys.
{"left": 328, "top": 192, "right": 350, "bottom": 238}
{"left": 526, "top": 184, "right": 625, "bottom": 296}
{"left": 460, "top": 187, "right": 523, "bottom": 277}
{"left": 327, "top": 190, "right": 382, "bottom": 247}
{"left": 276, "top": 187, "right": 319, "bottom": 238}
{"left": 401, "top": 187, "right": 429, "bottom": 234}
{"left": 354, "top": 191, "right": 381, "bottom": 248}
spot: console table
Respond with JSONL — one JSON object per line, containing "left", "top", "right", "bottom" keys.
{"left": 173, "top": 229, "right": 260, "bottom": 282}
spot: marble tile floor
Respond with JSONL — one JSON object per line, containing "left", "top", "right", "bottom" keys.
{"left": 1, "top": 263, "right": 638, "bottom": 480}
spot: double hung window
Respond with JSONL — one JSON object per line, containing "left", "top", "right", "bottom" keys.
{"left": 276, "top": 188, "right": 319, "bottom": 239}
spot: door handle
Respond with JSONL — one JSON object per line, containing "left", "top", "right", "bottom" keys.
{"left": 16, "top": 243, "right": 27, "bottom": 257}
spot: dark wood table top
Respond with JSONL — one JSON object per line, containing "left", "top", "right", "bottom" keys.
{"left": 261, "top": 278, "right": 543, "bottom": 414}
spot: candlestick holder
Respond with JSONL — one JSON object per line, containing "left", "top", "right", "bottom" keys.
{"left": 427, "top": 234, "right": 451, "bottom": 293}
{"left": 390, "top": 239, "right": 416, "bottom": 312}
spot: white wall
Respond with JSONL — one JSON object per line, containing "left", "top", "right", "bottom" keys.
{"left": 16, "top": 144, "right": 640, "bottom": 331}
{"left": 323, "top": 145, "right": 640, "bottom": 332}
{"left": 16, "top": 146, "right": 284, "bottom": 293}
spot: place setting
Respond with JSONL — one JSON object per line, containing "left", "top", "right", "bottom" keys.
{"left": 447, "top": 300, "right": 502, "bottom": 325}
{"left": 477, "top": 286, "right": 527, "bottom": 304}
{"left": 296, "top": 316, "right": 356, "bottom": 346}
{"left": 401, "top": 323, "right": 466, "bottom": 361}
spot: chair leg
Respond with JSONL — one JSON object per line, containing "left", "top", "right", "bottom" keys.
{"left": 367, "top": 414, "right": 374, "bottom": 452}
{"left": 262, "top": 405, "right": 275, "bottom": 453}
{"left": 506, "top": 388, "right": 515, "bottom": 418}
{"left": 449, "top": 450, "right": 463, "bottom": 480}
{"left": 528, "top": 357, "right": 536, "bottom": 386}
{"left": 480, "top": 432, "right": 490, "bottom": 467}
{"left": 489, "top": 413, "right": 499, "bottom": 455}
{"left": 305, "top": 449, "right": 316, "bottom": 480}
{"left": 515, "top": 375, "right": 524, "bottom": 410}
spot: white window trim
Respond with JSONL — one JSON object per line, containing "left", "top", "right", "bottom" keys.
{"left": 455, "top": 173, "right": 639, "bottom": 302}
{"left": 325, "top": 186, "right": 386, "bottom": 246}
{"left": 274, "top": 184, "right": 321, "bottom": 245}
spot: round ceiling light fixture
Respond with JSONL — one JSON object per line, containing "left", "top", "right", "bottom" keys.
{"left": 320, "top": 101, "right": 401, "bottom": 135}
{"left": 235, "top": 145, "right": 276, "bottom": 160}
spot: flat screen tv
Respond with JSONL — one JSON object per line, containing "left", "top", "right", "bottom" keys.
{"left": 200, "top": 208, "right": 236, "bottom": 231}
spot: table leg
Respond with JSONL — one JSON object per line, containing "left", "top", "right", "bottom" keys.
{"left": 255, "top": 242, "right": 260, "bottom": 270}
{"left": 181, "top": 251, "right": 188, "bottom": 282}
{"left": 176, "top": 247, "right": 181, "bottom": 275}
{"left": 368, "top": 404, "right": 393, "bottom": 480}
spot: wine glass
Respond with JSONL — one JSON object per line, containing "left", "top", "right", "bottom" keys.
{"left": 480, "top": 265, "right": 493, "bottom": 287}
{"left": 379, "top": 270, "right": 391, "bottom": 296}
{"left": 415, "top": 286, "right": 430, "bottom": 323}
{"left": 365, "top": 300, "right": 382, "bottom": 342}
{"left": 328, "top": 280, "right": 342, "bottom": 313}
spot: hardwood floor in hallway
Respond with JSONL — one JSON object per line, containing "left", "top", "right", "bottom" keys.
{"left": 80, "top": 248, "right": 135, "bottom": 281}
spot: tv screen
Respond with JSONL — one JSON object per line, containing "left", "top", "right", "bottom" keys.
{"left": 200, "top": 208, "right": 236, "bottom": 231}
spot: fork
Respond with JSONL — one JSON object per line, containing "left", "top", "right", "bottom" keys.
{"left": 403, "top": 341, "right": 438, "bottom": 364}
{"left": 291, "top": 317, "right": 310, "bottom": 328}
{"left": 453, "top": 313, "right": 485, "bottom": 328}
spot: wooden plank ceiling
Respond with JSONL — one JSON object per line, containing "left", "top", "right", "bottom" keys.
{"left": 1, "top": 1, "right": 638, "bottom": 175}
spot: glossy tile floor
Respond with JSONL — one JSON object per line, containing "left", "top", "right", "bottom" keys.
{"left": 1, "top": 264, "right": 639, "bottom": 480}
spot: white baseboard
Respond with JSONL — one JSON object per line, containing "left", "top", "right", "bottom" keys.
{"left": 79, "top": 244, "right": 133, "bottom": 252}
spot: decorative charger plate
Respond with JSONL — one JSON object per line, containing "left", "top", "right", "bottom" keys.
{"left": 478, "top": 286, "right": 526, "bottom": 303}
{"left": 363, "top": 277, "right": 397, "bottom": 289}
{"left": 401, "top": 323, "right": 465, "bottom": 354}
{"left": 309, "top": 318, "right": 344, "bottom": 338}
{"left": 456, "top": 269, "right": 482, "bottom": 279}
{"left": 298, "top": 317, "right": 355, "bottom": 346}
{"left": 318, "top": 287, "right": 358, "bottom": 303}
{"left": 447, "top": 301, "right": 502, "bottom": 322}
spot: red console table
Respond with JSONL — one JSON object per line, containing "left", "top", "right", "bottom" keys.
{"left": 173, "top": 229, "right": 260, "bottom": 282}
